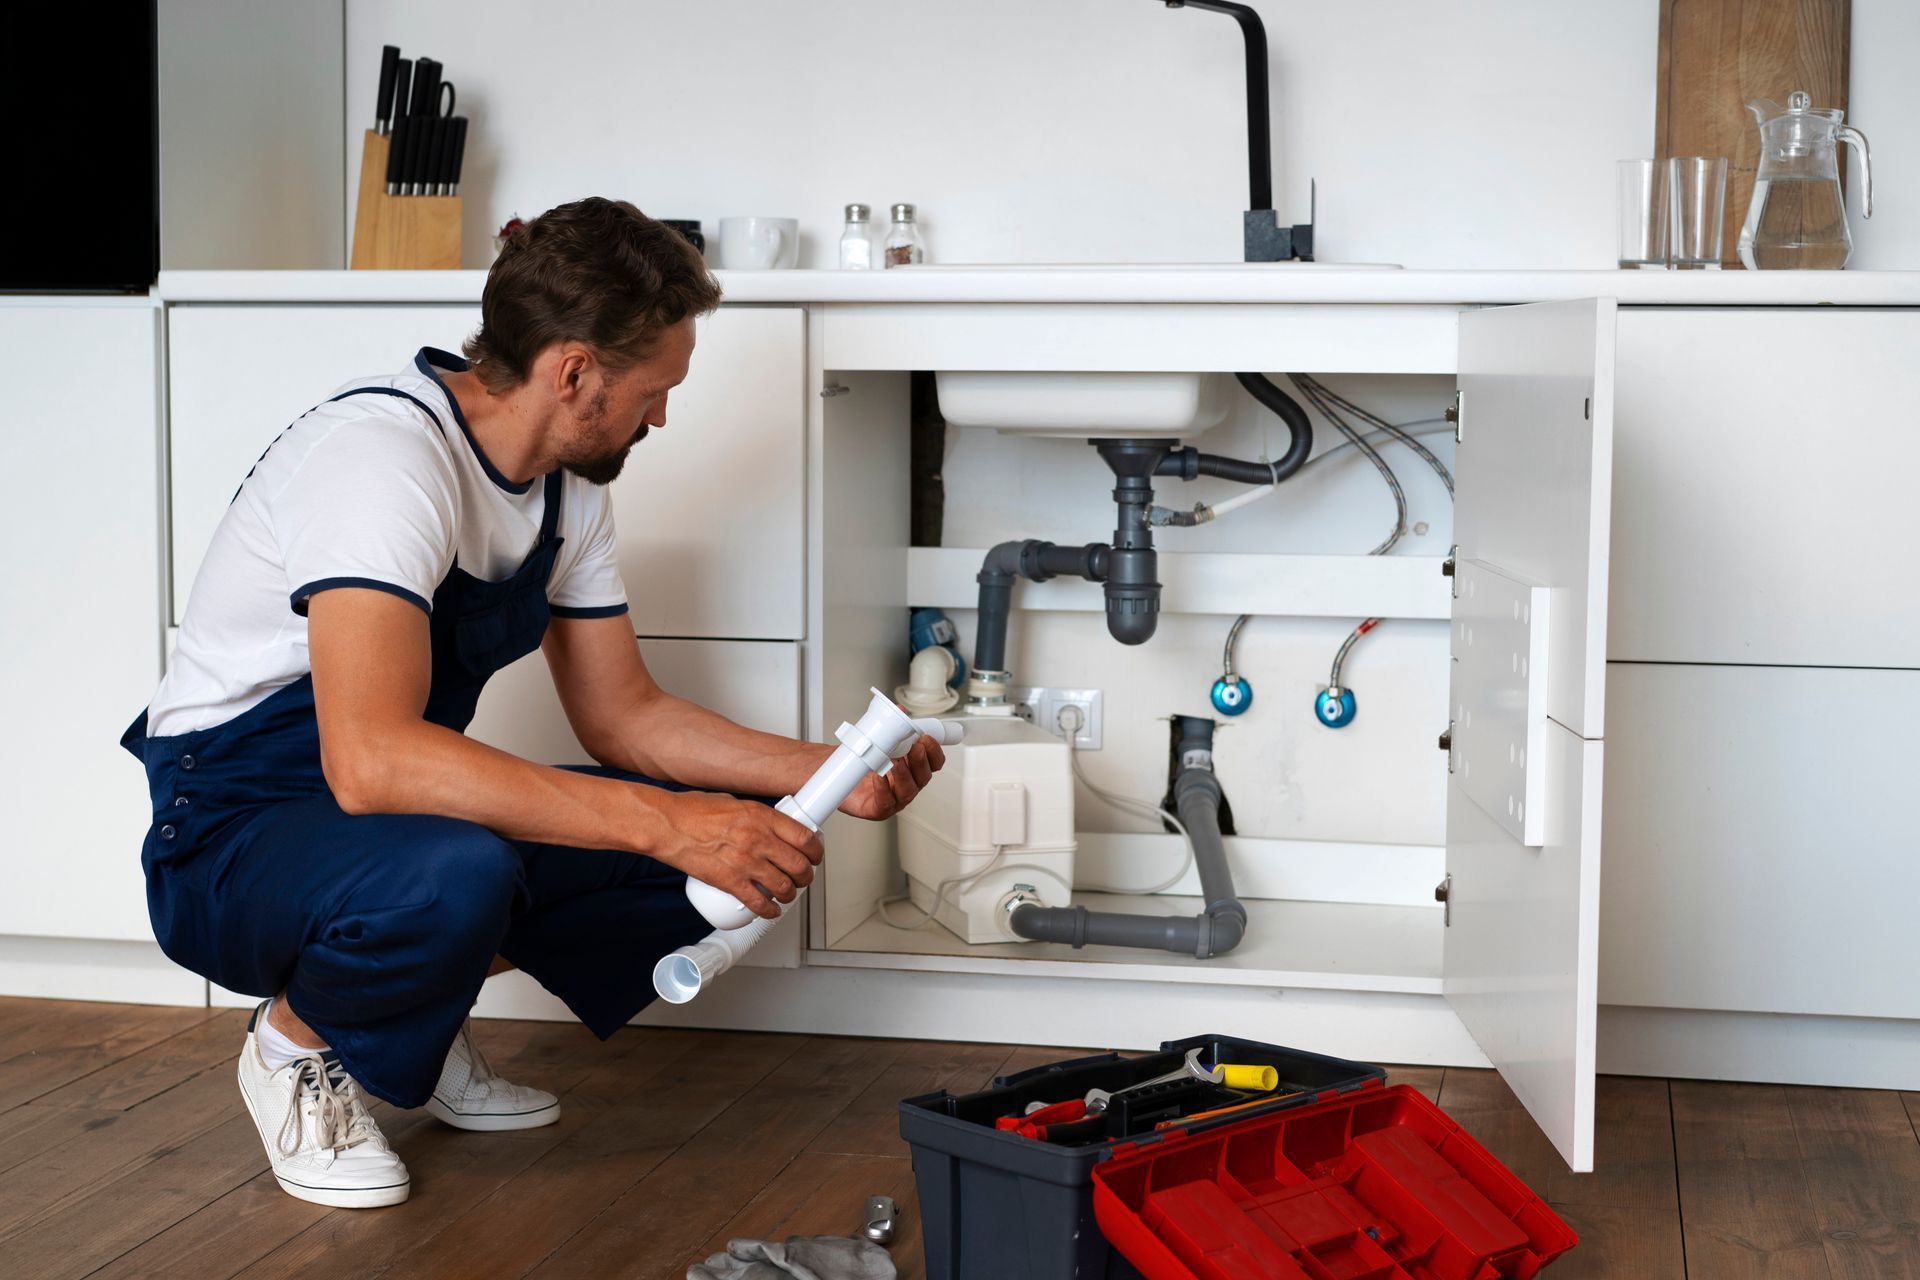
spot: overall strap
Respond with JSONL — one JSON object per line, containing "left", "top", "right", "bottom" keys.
{"left": 538, "top": 471, "right": 564, "bottom": 542}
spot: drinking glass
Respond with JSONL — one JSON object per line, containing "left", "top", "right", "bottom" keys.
{"left": 1667, "top": 156, "right": 1728, "bottom": 269}
{"left": 1617, "top": 159, "right": 1668, "bottom": 269}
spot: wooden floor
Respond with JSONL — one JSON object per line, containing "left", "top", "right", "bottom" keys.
{"left": 1, "top": 999, "right": 1917, "bottom": 1278}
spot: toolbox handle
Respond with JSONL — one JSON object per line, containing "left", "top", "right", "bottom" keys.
{"left": 993, "top": 1050, "right": 1127, "bottom": 1089}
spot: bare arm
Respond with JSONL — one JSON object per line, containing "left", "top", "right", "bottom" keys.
{"left": 307, "top": 588, "right": 822, "bottom": 918}
{"left": 542, "top": 613, "right": 946, "bottom": 821}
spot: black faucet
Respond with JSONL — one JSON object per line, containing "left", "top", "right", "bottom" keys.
{"left": 1163, "top": 0, "right": 1314, "bottom": 262}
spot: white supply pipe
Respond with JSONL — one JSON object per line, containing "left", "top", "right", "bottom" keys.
{"left": 654, "top": 687, "right": 963, "bottom": 1004}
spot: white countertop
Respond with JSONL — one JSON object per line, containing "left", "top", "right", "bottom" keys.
{"left": 153, "top": 265, "right": 1920, "bottom": 307}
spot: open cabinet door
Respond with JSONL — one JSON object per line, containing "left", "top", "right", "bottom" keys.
{"left": 1445, "top": 298, "right": 1616, "bottom": 1172}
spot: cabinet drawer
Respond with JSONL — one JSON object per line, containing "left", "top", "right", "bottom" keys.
{"left": 1599, "top": 661, "right": 1920, "bottom": 1020}
{"left": 1609, "top": 308, "right": 1920, "bottom": 667}
{"left": 607, "top": 307, "right": 805, "bottom": 639}
{"left": 167, "top": 304, "right": 480, "bottom": 623}
{"left": 465, "top": 636, "right": 802, "bottom": 763}
{"left": 166, "top": 304, "right": 807, "bottom": 641}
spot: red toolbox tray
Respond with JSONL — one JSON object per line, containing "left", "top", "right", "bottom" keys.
{"left": 1091, "top": 1083, "right": 1575, "bottom": 1280}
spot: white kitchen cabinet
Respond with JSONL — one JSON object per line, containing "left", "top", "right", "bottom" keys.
{"left": 1608, "top": 308, "right": 1920, "bottom": 668}
{"left": 465, "top": 635, "right": 803, "bottom": 759}
{"left": 798, "top": 299, "right": 1619, "bottom": 1172}
{"left": 166, "top": 304, "right": 806, "bottom": 639}
{"left": 167, "top": 303, "right": 480, "bottom": 621}
{"left": 605, "top": 307, "right": 805, "bottom": 640}
{"left": 0, "top": 303, "right": 183, "bottom": 954}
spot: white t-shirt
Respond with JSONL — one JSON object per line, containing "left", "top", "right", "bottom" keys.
{"left": 147, "top": 347, "right": 630, "bottom": 738}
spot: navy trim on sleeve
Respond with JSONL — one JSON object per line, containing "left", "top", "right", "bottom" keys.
{"left": 549, "top": 602, "right": 631, "bottom": 620}
{"left": 290, "top": 577, "right": 433, "bottom": 617}
{"left": 414, "top": 347, "right": 534, "bottom": 495}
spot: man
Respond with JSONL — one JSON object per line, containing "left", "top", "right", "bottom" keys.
{"left": 120, "top": 198, "right": 944, "bottom": 1209}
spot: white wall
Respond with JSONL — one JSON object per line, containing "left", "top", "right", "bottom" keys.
{"left": 938, "top": 373, "right": 1457, "bottom": 848}
{"left": 343, "top": 0, "right": 1681, "bottom": 270}
{"left": 160, "top": 0, "right": 344, "bottom": 269}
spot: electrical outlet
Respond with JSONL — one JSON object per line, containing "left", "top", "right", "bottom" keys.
{"left": 1010, "top": 686, "right": 1103, "bottom": 750}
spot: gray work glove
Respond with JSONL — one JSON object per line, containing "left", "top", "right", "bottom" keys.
{"left": 687, "top": 1236, "right": 897, "bottom": 1280}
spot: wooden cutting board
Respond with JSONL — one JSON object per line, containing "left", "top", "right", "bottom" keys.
{"left": 1655, "top": 0, "right": 1851, "bottom": 268}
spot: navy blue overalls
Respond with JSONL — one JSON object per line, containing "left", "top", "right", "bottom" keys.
{"left": 120, "top": 385, "right": 716, "bottom": 1109}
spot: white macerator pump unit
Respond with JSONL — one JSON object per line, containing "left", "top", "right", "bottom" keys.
{"left": 652, "top": 688, "right": 963, "bottom": 1004}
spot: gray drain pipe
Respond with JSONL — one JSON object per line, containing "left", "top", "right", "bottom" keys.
{"left": 1008, "top": 715, "right": 1246, "bottom": 959}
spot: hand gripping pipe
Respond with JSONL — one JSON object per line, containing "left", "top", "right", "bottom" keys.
{"left": 652, "top": 689, "right": 964, "bottom": 1004}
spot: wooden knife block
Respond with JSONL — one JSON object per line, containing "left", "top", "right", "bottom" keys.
{"left": 350, "top": 130, "right": 462, "bottom": 270}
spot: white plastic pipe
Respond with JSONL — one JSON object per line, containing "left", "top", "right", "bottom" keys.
{"left": 654, "top": 687, "right": 963, "bottom": 1004}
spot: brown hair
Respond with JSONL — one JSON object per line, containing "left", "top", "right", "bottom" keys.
{"left": 463, "top": 197, "right": 722, "bottom": 393}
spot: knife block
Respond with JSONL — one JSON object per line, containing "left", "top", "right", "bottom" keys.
{"left": 350, "top": 130, "right": 462, "bottom": 270}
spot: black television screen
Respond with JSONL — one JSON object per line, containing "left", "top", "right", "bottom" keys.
{"left": 0, "top": 1, "right": 159, "bottom": 291}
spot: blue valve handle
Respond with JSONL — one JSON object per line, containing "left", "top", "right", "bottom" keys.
{"left": 1314, "top": 686, "right": 1357, "bottom": 728}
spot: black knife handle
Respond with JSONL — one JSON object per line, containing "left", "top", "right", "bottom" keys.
{"left": 448, "top": 116, "right": 469, "bottom": 188}
{"left": 403, "top": 115, "right": 428, "bottom": 192}
{"left": 375, "top": 45, "right": 399, "bottom": 130}
{"left": 384, "top": 115, "right": 410, "bottom": 190}
{"left": 411, "top": 58, "right": 440, "bottom": 116}
{"left": 390, "top": 59, "right": 413, "bottom": 131}
{"left": 427, "top": 117, "right": 452, "bottom": 193}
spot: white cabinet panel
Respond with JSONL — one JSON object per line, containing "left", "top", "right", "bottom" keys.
{"left": 167, "top": 304, "right": 480, "bottom": 622}
{"left": 466, "top": 636, "right": 802, "bottom": 762}
{"left": 1447, "top": 298, "right": 1616, "bottom": 1173}
{"left": 0, "top": 303, "right": 165, "bottom": 941}
{"left": 168, "top": 304, "right": 806, "bottom": 642}
{"left": 1600, "top": 662, "right": 1920, "bottom": 1021}
{"left": 608, "top": 307, "right": 805, "bottom": 639}
{"left": 1610, "top": 308, "right": 1920, "bottom": 668}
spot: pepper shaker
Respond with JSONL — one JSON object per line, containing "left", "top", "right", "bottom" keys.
{"left": 883, "top": 203, "right": 925, "bottom": 267}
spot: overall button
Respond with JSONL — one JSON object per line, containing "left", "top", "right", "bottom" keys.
{"left": 159, "top": 825, "right": 177, "bottom": 840}
{"left": 179, "top": 754, "right": 196, "bottom": 771}
{"left": 174, "top": 796, "right": 190, "bottom": 806}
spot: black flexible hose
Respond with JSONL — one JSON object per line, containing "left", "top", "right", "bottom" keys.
{"left": 1156, "top": 375, "right": 1314, "bottom": 488}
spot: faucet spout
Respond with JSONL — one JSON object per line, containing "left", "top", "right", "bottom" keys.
{"left": 1162, "top": 0, "right": 1272, "bottom": 212}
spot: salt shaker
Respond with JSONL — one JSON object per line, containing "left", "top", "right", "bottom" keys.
{"left": 839, "top": 204, "right": 876, "bottom": 270}
{"left": 883, "top": 203, "right": 925, "bottom": 267}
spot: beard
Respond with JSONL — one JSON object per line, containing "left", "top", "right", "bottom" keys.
{"left": 560, "top": 386, "right": 648, "bottom": 486}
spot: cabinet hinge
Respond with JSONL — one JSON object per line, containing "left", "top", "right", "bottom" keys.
{"left": 820, "top": 383, "right": 850, "bottom": 398}
{"left": 1446, "top": 390, "right": 1463, "bottom": 443}
{"left": 1442, "top": 544, "right": 1459, "bottom": 598}
{"left": 1435, "top": 874, "right": 1451, "bottom": 927}
{"left": 1439, "top": 721, "right": 1454, "bottom": 772}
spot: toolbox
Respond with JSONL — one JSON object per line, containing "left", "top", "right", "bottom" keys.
{"left": 898, "top": 1033, "right": 1574, "bottom": 1280}
{"left": 901, "top": 1034, "right": 1388, "bottom": 1279}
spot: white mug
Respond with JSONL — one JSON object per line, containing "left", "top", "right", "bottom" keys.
{"left": 718, "top": 216, "right": 798, "bottom": 270}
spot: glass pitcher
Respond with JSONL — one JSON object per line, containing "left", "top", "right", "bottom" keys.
{"left": 1737, "top": 90, "right": 1872, "bottom": 270}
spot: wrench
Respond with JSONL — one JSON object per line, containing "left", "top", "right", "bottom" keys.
{"left": 1084, "top": 1048, "right": 1221, "bottom": 1114}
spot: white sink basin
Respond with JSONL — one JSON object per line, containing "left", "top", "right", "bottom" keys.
{"left": 935, "top": 370, "right": 1231, "bottom": 438}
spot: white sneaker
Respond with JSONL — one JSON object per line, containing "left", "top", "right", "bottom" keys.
{"left": 236, "top": 1001, "right": 410, "bottom": 1209}
{"left": 425, "top": 1017, "right": 560, "bottom": 1131}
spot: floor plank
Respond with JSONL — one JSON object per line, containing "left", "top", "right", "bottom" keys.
{"left": 2, "top": 997, "right": 1917, "bottom": 1280}
{"left": 1787, "top": 1086, "right": 1920, "bottom": 1278}
{"left": 807, "top": 1038, "right": 1016, "bottom": 1159}
{"left": 31, "top": 1010, "right": 249, "bottom": 1113}
{"left": 0, "top": 1003, "right": 218, "bottom": 1112}
{"left": 360, "top": 1029, "right": 813, "bottom": 1280}
{"left": 1382, "top": 1062, "right": 1444, "bottom": 1103}
{"left": 1673, "top": 1079, "right": 1835, "bottom": 1280}
{"left": 526, "top": 1035, "right": 909, "bottom": 1279}
{"left": 81, "top": 1015, "right": 619, "bottom": 1280}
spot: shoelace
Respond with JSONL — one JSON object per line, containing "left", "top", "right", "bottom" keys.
{"left": 277, "top": 1053, "right": 379, "bottom": 1157}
